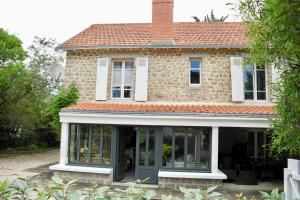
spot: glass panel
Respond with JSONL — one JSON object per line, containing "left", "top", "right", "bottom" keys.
{"left": 199, "top": 129, "right": 210, "bottom": 169}
{"left": 69, "top": 124, "right": 78, "bottom": 162}
{"left": 124, "top": 70, "right": 133, "bottom": 86}
{"left": 79, "top": 125, "right": 89, "bottom": 164}
{"left": 190, "top": 70, "right": 200, "bottom": 84}
{"left": 247, "top": 131, "right": 255, "bottom": 157}
{"left": 112, "top": 87, "right": 121, "bottom": 98}
{"left": 256, "top": 68, "right": 266, "bottom": 91}
{"left": 244, "top": 65, "right": 254, "bottom": 99}
{"left": 190, "top": 60, "right": 200, "bottom": 69}
{"left": 113, "top": 61, "right": 122, "bottom": 69}
{"left": 125, "top": 61, "right": 134, "bottom": 69}
{"left": 139, "top": 128, "right": 147, "bottom": 166}
{"left": 112, "top": 70, "right": 122, "bottom": 86}
{"left": 148, "top": 129, "right": 156, "bottom": 166}
{"left": 124, "top": 86, "right": 132, "bottom": 98}
{"left": 90, "top": 126, "right": 100, "bottom": 164}
{"left": 256, "top": 67, "right": 266, "bottom": 100}
{"left": 245, "top": 91, "right": 254, "bottom": 100}
{"left": 186, "top": 131, "right": 197, "bottom": 168}
{"left": 257, "top": 132, "right": 265, "bottom": 157}
{"left": 102, "top": 126, "right": 112, "bottom": 164}
{"left": 162, "top": 127, "right": 172, "bottom": 167}
{"left": 257, "top": 92, "right": 266, "bottom": 100}
{"left": 174, "top": 130, "right": 185, "bottom": 168}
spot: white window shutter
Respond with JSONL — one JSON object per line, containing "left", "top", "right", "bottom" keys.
{"left": 271, "top": 63, "right": 280, "bottom": 102}
{"left": 230, "top": 57, "right": 244, "bottom": 102}
{"left": 135, "top": 57, "right": 149, "bottom": 101}
{"left": 95, "top": 58, "right": 109, "bottom": 101}
{"left": 271, "top": 63, "right": 280, "bottom": 84}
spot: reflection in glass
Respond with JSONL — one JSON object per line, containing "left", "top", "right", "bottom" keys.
{"left": 102, "top": 126, "right": 112, "bottom": 164}
{"left": 79, "top": 125, "right": 89, "bottom": 164}
{"left": 162, "top": 127, "right": 172, "bottom": 167}
{"left": 244, "top": 65, "right": 254, "bottom": 99}
{"left": 90, "top": 126, "right": 100, "bottom": 164}
{"left": 199, "top": 129, "right": 210, "bottom": 168}
{"left": 148, "top": 129, "right": 156, "bottom": 166}
{"left": 174, "top": 131, "right": 185, "bottom": 168}
{"left": 69, "top": 124, "right": 78, "bottom": 162}
{"left": 139, "top": 128, "right": 147, "bottom": 166}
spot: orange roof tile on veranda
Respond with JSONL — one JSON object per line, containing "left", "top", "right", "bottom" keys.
{"left": 58, "top": 22, "right": 248, "bottom": 50}
{"left": 63, "top": 103, "right": 274, "bottom": 115}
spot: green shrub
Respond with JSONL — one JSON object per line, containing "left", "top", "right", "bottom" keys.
{"left": 0, "top": 177, "right": 285, "bottom": 200}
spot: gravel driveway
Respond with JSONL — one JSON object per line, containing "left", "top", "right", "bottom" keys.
{"left": 0, "top": 149, "right": 59, "bottom": 181}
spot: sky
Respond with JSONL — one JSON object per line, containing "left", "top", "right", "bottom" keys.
{"left": 0, "top": 0, "right": 240, "bottom": 48}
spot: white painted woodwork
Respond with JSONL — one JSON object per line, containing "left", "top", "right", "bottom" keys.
{"left": 230, "top": 57, "right": 244, "bottom": 102}
{"left": 95, "top": 58, "right": 109, "bottom": 100}
{"left": 135, "top": 57, "right": 149, "bottom": 101}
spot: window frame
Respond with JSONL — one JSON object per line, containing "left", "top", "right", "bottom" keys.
{"left": 111, "top": 60, "right": 134, "bottom": 99}
{"left": 68, "top": 123, "right": 113, "bottom": 167}
{"left": 247, "top": 129, "right": 266, "bottom": 159}
{"left": 189, "top": 58, "right": 202, "bottom": 86}
{"left": 244, "top": 64, "right": 268, "bottom": 102}
{"left": 160, "top": 127, "right": 211, "bottom": 172}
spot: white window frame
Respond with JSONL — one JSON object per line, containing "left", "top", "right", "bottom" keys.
{"left": 189, "top": 58, "right": 202, "bottom": 86}
{"left": 247, "top": 129, "right": 266, "bottom": 159}
{"left": 244, "top": 64, "right": 268, "bottom": 102}
{"left": 111, "top": 60, "right": 134, "bottom": 99}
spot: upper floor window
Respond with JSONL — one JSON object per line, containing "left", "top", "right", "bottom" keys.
{"left": 244, "top": 64, "right": 267, "bottom": 101}
{"left": 189, "top": 59, "right": 201, "bottom": 85}
{"left": 112, "top": 60, "right": 133, "bottom": 99}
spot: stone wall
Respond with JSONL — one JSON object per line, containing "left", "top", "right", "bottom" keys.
{"left": 158, "top": 177, "right": 222, "bottom": 189}
{"left": 54, "top": 171, "right": 112, "bottom": 185}
{"left": 64, "top": 48, "right": 273, "bottom": 103}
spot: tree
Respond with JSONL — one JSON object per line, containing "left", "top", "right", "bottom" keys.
{"left": 0, "top": 29, "right": 70, "bottom": 149}
{"left": 192, "top": 9, "right": 229, "bottom": 22}
{"left": 237, "top": 0, "right": 300, "bottom": 157}
{"left": 0, "top": 28, "right": 26, "bottom": 68}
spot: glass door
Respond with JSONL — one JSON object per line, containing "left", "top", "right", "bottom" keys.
{"left": 135, "top": 127, "right": 158, "bottom": 184}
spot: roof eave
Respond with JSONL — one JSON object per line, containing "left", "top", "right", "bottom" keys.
{"left": 55, "top": 44, "right": 248, "bottom": 51}
{"left": 60, "top": 109, "right": 274, "bottom": 119}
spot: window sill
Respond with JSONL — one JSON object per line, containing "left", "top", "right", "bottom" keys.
{"left": 49, "top": 164, "right": 113, "bottom": 174}
{"left": 158, "top": 169, "right": 227, "bottom": 179}
{"left": 188, "top": 84, "right": 201, "bottom": 89}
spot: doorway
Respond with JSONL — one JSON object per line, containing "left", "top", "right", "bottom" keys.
{"left": 114, "top": 126, "right": 136, "bottom": 182}
{"left": 113, "top": 126, "right": 159, "bottom": 184}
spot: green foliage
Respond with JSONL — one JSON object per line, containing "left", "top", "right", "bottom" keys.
{"left": 0, "top": 28, "right": 26, "bottom": 67}
{"left": 236, "top": 0, "right": 300, "bottom": 156}
{"left": 192, "top": 10, "right": 228, "bottom": 22}
{"left": 0, "top": 177, "right": 286, "bottom": 200}
{"left": 45, "top": 83, "right": 79, "bottom": 133}
{"left": 178, "top": 185, "right": 223, "bottom": 200}
{"left": 0, "top": 29, "right": 69, "bottom": 149}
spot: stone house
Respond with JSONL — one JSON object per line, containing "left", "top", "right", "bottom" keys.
{"left": 50, "top": 0, "right": 279, "bottom": 188}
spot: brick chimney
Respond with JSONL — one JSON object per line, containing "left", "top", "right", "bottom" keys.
{"left": 151, "top": 0, "right": 174, "bottom": 45}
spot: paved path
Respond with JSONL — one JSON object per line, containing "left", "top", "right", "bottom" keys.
{"left": 0, "top": 149, "right": 59, "bottom": 181}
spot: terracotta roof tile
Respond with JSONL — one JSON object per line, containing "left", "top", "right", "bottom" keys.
{"left": 63, "top": 103, "right": 274, "bottom": 115}
{"left": 59, "top": 22, "right": 248, "bottom": 49}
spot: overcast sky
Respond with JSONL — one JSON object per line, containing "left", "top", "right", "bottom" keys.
{"left": 0, "top": 0, "right": 240, "bottom": 48}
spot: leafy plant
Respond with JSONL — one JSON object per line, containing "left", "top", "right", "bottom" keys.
{"left": 0, "top": 177, "right": 286, "bottom": 200}
{"left": 235, "top": 0, "right": 300, "bottom": 157}
{"left": 259, "top": 188, "right": 285, "bottom": 200}
{"left": 179, "top": 185, "right": 223, "bottom": 200}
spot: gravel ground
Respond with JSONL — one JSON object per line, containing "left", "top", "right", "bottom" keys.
{"left": 0, "top": 149, "right": 59, "bottom": 181}
{"left": 0, "top": 149, "right": 283, "bottom": 199}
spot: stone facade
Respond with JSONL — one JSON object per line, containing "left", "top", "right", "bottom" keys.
{"left": 54, "top": 171, "right": 112, "bottom": 185}
{"left": 158, "top": 177, "right": 222, "bottom": 189}
{"left": 64, "top": 48, "right": 273, "bottom": 103}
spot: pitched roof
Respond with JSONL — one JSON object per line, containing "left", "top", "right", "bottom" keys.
{"left": 63, "top": 103, "right": 274, "bottom": 116}
{"left": 59, "top": 22, "right": 248, "bottom": 50}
